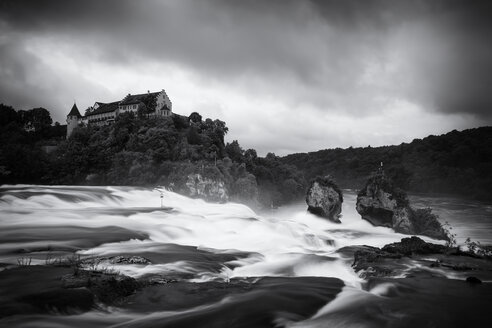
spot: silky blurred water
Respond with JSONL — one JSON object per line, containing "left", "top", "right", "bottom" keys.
{"left": 0, "top": 185, "right": 491, "bottom": 327}
{"left": 1, "top": 185, "right": 490, "bottom": 281}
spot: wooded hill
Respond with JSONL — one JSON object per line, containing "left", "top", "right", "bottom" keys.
{"left": 281, "top": 127, "right": 492, "bottom": 201}
{"left": 1, "top": 102, "right": 491, "bottom": 204}
{"left": 0, "top": 104, "right": 305, "bottom": 207}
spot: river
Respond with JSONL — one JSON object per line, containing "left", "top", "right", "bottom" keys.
{"left": 0, "top": 185, "right": 491, "bottom": 327}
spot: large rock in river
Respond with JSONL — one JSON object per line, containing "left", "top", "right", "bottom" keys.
{"left": 306, "top": 176, "right": 343, "bottom": 223}
{"left": 356, "top": 172, "right": 448, "bottom": 240}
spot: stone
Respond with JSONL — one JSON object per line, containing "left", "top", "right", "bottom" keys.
{"left": 344, "top": 237, "right": 492, "bottom": 280}
{"left": 185, "top": 173, "right": 228, "bottom": 203}
{"left": 381, "top": 236, "right": 447, "bottom": 256}
{"left": 356, "top": 172, "right": 407, "bottom": 227}
{"left": 62, "top": 270, "right": 140, "bottom": 304}
{"left": 110, "top": 256, "right": 152, "bottom": 265}
{"left": 356, "top": 172, "right": 448, "bottom": 240}
{"left": 466, "top": 276, "right": 482, "bottom": 284}
{"left": 306, "top": 176, "right": 343, "bottom": 223}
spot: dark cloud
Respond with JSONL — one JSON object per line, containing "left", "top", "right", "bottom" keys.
{"left": 0, "top": 35, "right": 110, "bottom": 121}
{"left": 0, "top": 0, "right": 490, "bottom": 150}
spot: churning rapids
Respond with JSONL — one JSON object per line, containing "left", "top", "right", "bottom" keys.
{"left": 0, "top": 185, "right": 491, "bottom": 327}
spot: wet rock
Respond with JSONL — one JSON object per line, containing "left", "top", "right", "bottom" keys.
{"left": 356, "top": 180, "right": 402, "bottom": 228}
{"left": 342, "top": 245, "right": 403, "bottom": 278}
{"left": 356, "top": 172, "right": 448, "bottom": 240}
{"left": 466, "top": 276, "right": 482, "bottom": 284}
{"left": 81, "top": 255, "right": 151, "bottom": 267}
{"left": 110, "top": 256, "right": 152, "bottom": 265}
{"left": 62, "top": 270, "right": 140, "bottom": 304}
{"left": 346, "top": 237, "right": 492, "bottom": 280}
{"left": 0, "top": 266, "right": 95, "bottom": 318}
{"left": 185, "top": 173, "right": 228, "bottom": 203}
{"left": 382, "top": 236, "right": 447, "bottom": 256}
{"left": 306, "top": 176, "right": 343, "bottom": 223}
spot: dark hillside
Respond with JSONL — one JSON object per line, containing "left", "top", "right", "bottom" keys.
{"left": 282, "top": 127, "right": 492, "bottom": 201}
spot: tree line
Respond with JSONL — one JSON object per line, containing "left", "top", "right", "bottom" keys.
{"left": 282, "top": 127, "right": 492, "bottom": 201}
{"left": 1, "top": 102, "right": 491, "bottom": 205}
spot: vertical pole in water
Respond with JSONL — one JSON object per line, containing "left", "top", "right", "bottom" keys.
{"left": 160, "top": 191, "right": 163, "bottom": 208}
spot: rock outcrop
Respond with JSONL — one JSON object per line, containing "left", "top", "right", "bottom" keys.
{"left": 306, "top": 176, "right": 343, "bottom": 223}
{"left": 339, "top": 236, "right": 492, "bottom": 280}
{"left": 185, "top": 173, "right": 228, "bottom": 203}
{"left": 381, "top": 236, "right": 448, "bottom": 255}
{"left": 356, "top": 172, "right": 448, "bottom": 240}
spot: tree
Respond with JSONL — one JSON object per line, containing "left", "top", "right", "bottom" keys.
{"left": 225, "top": 140, "right": 244, "bottom": 163}
{"left": 187, "top": 126, "right": 201, "bottom": 145}
{"left": 27, "top": 107, "right": 53, "bottom": 132}
{"left": 245, "top": 149, "right": 257, "bottom": 161}
{"left": 0, "top": 104, "right": 18, "bottom": 126}
{"left": 141, "top": 94, "right": 157, "bottom": 114}
{"left": 189, "top": 112, "right": 202, "bottom": 123}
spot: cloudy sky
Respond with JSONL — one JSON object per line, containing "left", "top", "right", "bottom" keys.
{"left": 0, "top": 0, "right": 491, "bottom": 155}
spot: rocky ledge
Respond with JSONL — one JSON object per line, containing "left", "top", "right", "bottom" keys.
{"left": 185, "top": 173, "right": 229, "bottom": 203}
{"left": 339, "top": 236, "right": 492, "bottom": 280}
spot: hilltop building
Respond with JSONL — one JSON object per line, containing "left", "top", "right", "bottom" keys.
{"left": 66, "top": 103, "right": 82, "bottom": 138}
{"left": 66, "top": 89, "right": 172, "bottom": 138}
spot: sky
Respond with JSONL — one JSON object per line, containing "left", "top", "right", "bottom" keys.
{"left": 0, "top": 0, "right": 491, "bottom": 155}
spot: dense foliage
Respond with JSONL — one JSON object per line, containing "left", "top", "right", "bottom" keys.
{"left": 282, "top": 127, "right": 492, "bottom": 201}
{"left": 2, "top": 102, "right": 491, "bottom": 204}
{"left": 48, "top": 113, "right": 231, "bottom": 185}
{"left": 224, "top": 142, "right": 307, "bottom": 206}
{"left": 0, "top": 104, "right": 304, "bottom": 207}
{"left": 0, "top": 104, "right": 65, "bottom": 184}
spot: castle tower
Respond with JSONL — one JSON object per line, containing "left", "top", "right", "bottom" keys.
{"left": 66, "top": 103, "right": 82, "bottom": 139}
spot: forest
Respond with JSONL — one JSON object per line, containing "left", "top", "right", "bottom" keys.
{"left": 0, "top": 104, "right": 305, "bottom": 207}
{"left": 282, "top": 127, "right": 492, "bottom": 201}
{"left": 1, "top": 102, "right": 491, "bottom": 205}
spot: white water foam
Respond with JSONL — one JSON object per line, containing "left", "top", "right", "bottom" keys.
{"left": 0, "top": 185, "right": 471, "bottom": 285}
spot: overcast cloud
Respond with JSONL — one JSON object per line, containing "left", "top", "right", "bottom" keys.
{"left": 0, "top": 0, "right": 490, "bottom": 155}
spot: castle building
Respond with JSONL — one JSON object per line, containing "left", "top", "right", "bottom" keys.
{"left": 66, "top": 103, "right": 82, "bottom": 139}
{"left": 66, "top": 89, "right": 172, "bottom": 138}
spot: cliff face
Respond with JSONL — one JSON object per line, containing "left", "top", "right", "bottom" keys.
{"left": 356, "top": 173, "right": 448, "bottom": 240}
{"left": 184, "top": 173, "right": 229, "bottom": 203}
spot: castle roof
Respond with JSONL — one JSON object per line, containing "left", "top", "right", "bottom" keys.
{"left": 120, "top": 91, "right": 160, "bottom": 106}
{"left": 86, "top": 101, "right": 120, "bottom": 116}
{"left": 67, "top": 103, "right": 82, "bottom": 118}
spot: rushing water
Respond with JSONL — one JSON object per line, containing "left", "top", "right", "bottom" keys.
{"left": 0, "top": 185, "right": 491, "bottom": 327}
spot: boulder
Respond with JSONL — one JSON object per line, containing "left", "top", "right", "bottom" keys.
{"left": 185, "top": 173, "right": 229, "bottom": 203}
{"left": 466, "top": 276, "right": 482, "bottom": 284}
{"left": 381, "top": 236, "right": 447, "bottom": 255}
{"left": 306, "top": 176, "right": 343, "bottom": 223}
{"left": 356, "top": 172, "right": 448, "bottom": 240}
{"left": 61, "top": 270, "right": 140, "bottom": 304}
{"left": 356, "top": 173, "right": 408, "bottom": 228}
